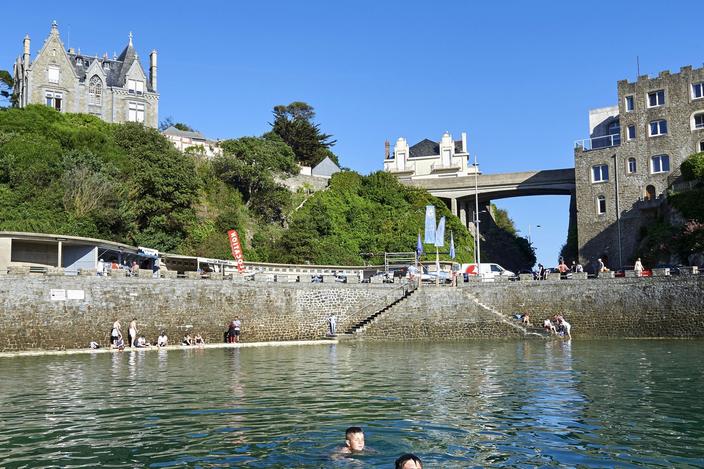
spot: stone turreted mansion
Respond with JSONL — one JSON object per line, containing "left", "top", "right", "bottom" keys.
{"left": 12, "top": 21, "right": 159, "bottom": 127}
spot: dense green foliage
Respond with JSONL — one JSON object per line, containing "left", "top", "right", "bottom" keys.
{"left": 0, "top": 105, "right": 199, "bottom": 251}
{"left": 681, "top": 152, "right": 704, "bottom": 181}
{"left": 2, "top": 106, "right": 573, "bottom": 268}
{"left": 268, "top": 102, "right": 339, "bottom": 167}
{"left": 261, "top": 171, "right": 474, "bottom": 265}
{"left": 0, "top": 70, "right": 13, "bottom": 107}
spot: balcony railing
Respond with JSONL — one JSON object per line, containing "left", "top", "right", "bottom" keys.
{"left": 574, "top": 133, "right": 621, "bottom": 151}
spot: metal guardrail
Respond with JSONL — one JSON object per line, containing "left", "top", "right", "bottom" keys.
{"left": 574, "top": 133, "right": 621, "bottom": 151}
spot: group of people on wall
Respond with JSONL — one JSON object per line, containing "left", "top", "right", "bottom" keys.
{"left": 108, "top": 319, "right": 208, "bottom": 350}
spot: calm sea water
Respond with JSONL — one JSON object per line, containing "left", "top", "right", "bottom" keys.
{"left": 1, "top": 340, "right": 703, "bottom": 468}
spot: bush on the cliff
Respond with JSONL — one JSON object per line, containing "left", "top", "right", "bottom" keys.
{"left": 681, "top": 152, "right": 704, "bottom": 181}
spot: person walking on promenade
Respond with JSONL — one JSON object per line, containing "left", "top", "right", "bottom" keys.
{"left": 128, "top": 319, "right": 138, "bottom": 347}
{"left": 634, "top": 258, "right": 644, "bottom": 277}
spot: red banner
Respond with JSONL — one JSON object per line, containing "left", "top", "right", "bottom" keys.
{"left": 227, "top": 230, "right": 246, "bottom": 273}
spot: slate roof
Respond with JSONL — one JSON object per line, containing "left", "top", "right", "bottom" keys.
{"left": 162, "top": 126, "right": 206, "bottom": 141}
{"left": 67, "top": 42, "right": 153, "bottom": 92}
{"left": 408, "top": 139, "right": 464, "bottom": 158}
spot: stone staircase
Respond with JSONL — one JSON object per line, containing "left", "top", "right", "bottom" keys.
{"left": 340, "top": 286, "right": 417, "bottom": 338}
{"left": 467, "top": 293, "right": 548, "bottom": 339}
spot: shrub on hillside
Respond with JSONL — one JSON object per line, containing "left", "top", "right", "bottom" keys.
{"left": 681, "top": 152, "right": 704, "bottom": 181}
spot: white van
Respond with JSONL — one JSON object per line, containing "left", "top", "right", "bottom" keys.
{"left": 460, "top": 263, "right": 515, "bottom": 280}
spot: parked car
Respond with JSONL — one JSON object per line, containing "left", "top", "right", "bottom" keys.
{"left": 653, "top": 264, "right": 682, "bottom": 275}
{"left": 615, "top": 266, "right": 653, "bottom": 277}
{"left": 460, "top": 263, "right": 515, "bottom": 280}
{"left": 421, "top": 266, "right": 452, "bottom": 284}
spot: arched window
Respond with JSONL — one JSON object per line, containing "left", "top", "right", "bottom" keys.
{"left": 596, "top": 195, "right": 606, "bottom": 215}
{"left": 645, "top": 185, "right": 656, "bottom": 201}
{"left": 89, "top": 75, "right": 102, "bottom": 106}
{"left": 627, "top": 157, "right": 637, "bottom": 174}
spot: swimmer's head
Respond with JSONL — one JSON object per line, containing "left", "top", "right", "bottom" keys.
{"left": 345, "top": 426, "right": 365, "bottom": 452}
{"left": 395, "top": 453, "right": 422, "bottom": 469}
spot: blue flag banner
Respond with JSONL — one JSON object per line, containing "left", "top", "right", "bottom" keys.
{"left": 416, "top": 233, "right": 424, "bottom": 257}
{"left": 449, "top": 231, "right": 456, "bottom": 259}
{"left": 435, "top": 216, "right": 446, "bottom": 247}
{"left": 424, "top": 205, "right": 436, "bottom": 244}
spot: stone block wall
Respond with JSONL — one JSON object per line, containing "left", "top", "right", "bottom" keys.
{"left": 361, "top": 276, "right": 704, "bottom": 339}
{"left": 0, "top": 277, "right": 399, "bottom": 352}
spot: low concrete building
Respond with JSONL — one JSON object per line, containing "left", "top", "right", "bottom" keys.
{"left": 162, "top": 126, "right": 222, "bottom": 157}
{"left": 0, "top": 232, "right": 156, "bottom": 274}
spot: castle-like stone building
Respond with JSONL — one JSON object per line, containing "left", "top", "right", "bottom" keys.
{"left": 12, "top": 21, "right": 158, "bottom": 127}
{"left": 574, "top": 66, "right": 704, "bottom": 268}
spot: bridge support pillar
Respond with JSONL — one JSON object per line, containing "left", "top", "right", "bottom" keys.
{"left": 450, "top": 198, "right": 458, "bottom": 218}
{"left": 459, "top": 202, "right": 467, "bottom": 227}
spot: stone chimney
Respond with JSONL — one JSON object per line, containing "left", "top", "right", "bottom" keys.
{"left": 23, "top": 34, "right": 31, "bottom": 66}
{"left": 149, "top": 50, "right": 157, "bottom": 92}
{"left": 384, "top": 140, "right": 390, "bottom": 159}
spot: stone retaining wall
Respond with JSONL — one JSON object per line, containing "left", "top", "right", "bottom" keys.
{"left": 0, "top": 277, "right": 399, "bottom": 352}
{"left": 1, "top": 276, "right": 703, "bottom": 352}
{"left": 361, "top": 276, "right": 704, "bottom": 339}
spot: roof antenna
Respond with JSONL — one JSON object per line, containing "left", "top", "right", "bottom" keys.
{"left": 637, "top": 55, "right": 640, "bottom": 78}
{"left": 67, "top": 26, "right": 70, "bottom": 50}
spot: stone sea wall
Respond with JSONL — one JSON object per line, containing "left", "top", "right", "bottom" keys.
{"left": 1, "top": 275, "right": 703, "bottom": 352}
{"left": 361, "top": 276, "right": 704, "bottom": 339}
{"left": 0, "top": 277, "right": 400, "bottom": 352}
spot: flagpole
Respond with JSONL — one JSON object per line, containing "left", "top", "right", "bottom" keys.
{"left": 435, "top": 246, "right": 439, "bottom": 286}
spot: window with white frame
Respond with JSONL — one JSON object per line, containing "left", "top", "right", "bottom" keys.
{"left": 47, "top": 66, "right": 60, "bottom": 84}
{"left": 692, "top": 82, "right": 704, "bottom": 99}
{"left": 627, "top": 157, "right": 637, "bottom": 174}
{"left": 649, "top": 119, "right": 668, "bottom": 136}
{"left": 647, "top": 89, "right": 665, "bottom": 107}
{"left": 651, "top": 154, "right": 670, "bottom": 174}
{"left": 596, "top": 195, "right": 606, "bottom": 214}
{"left": 592, "top": 164, "right": 609, "bottom": 183}
{"left": 45, "top": 91, "right": 62, "bottom": 111}
{"left": 128, "top": 102, "right": 145, "bottom": 123}
{"left": 128, "top": 79, "right": 144, "bottom": 95}
{"left": 625, "top": 95, "right": 635, "bottom": 112}
{"left": 627, "top": 125, "right": 636, "bottom": 140}
{"left": 88, "top": 75, "right": 102, "bottom": 106}
{"left": 693, "top": 112, "right": 704, "bottom": 130}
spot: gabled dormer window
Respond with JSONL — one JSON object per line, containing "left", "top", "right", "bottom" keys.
{"left": 89, "top": 75, "right": 102, "bottom": 106}
{"left": 103, "top": 62, "right": 110, "bottom": 71}
{"left": 128, "top": 79, "right": 144, "bottom": 95}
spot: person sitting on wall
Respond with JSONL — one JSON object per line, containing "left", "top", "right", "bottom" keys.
{"left": 521, "top": 313, "right": 531, "bottom": 327}
{"left": 135, "top": 336, "right": 149, "bottom": 348}
{"left": 543, "top": 318, "right": 557, "bottom": 334}
{"left": 111, "top": 321, "right": 122, "bottom": 348}
{"left": 194, "top": 334, "right": 205, "bottom": 346}
{"left": 558, "top": 260, "right": 570, "bottom": 278}
{"left": 157, "top": 331, "right": 168, "bottom": 347}
{"left": 182, "top": 334, "right": 193, "bottom": 346}
{"left": 598, "top": 258, "right": 609, "bottom": 273}
{"left": 131, "top": 261, "right": 140, "bottom": 277}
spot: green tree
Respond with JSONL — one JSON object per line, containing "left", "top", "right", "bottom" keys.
{"left": 268, "top": 101, "right": 339, "bottom": 167}
{"left": 0, "top": 70, "right": 14, "bottom": 107}
{"left": 681, "top": 152, "right": 704, "bottom": 181}
{"left": 213, "top": 136, "right": 297, "bottom": 224}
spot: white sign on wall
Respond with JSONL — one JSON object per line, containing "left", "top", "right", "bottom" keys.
{"left": 50, "top": 289, "right": 85, "bottom": 301}
{"left": 50, "top": 289, "right": 66, "bottom": 301}
{"left": 66, "top": 290, "right": 85, "bottom": 300}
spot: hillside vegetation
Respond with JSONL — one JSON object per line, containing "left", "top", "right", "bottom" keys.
{"left": 0, "top": 104, "right": 538, "bottom": 267}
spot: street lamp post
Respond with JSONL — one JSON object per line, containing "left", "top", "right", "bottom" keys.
{"left": 473, "top": 154, "right": 481, "bottom": 264}
{"left": 528, "top": 224, "right": 541, "bottom": 244}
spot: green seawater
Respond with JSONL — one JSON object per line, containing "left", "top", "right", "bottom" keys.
{"left": 1, "top": 340, "right": 703, "bottom": 468}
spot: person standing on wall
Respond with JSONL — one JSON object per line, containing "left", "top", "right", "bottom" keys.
{"left": 634, "top": 258, "right": 644, "bottom": 277}
{"left": 233, "top": 317, "right": 242, "bottom": 343}
{"left": 328, "top": 314, "right": 337, "bottom": 336}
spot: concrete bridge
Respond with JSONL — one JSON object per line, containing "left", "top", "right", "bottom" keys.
{"left": 403, "top": 168, "right": 576, "bottom": 228}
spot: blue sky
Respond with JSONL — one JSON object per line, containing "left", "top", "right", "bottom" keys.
{"left": 3, "top": 1, "right": 702, "bottom": 267}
